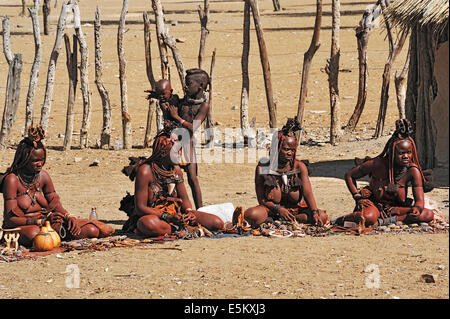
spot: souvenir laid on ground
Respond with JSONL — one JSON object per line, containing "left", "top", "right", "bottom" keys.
{"left": 269, "top": 230, "right": 293, "bottom": 238}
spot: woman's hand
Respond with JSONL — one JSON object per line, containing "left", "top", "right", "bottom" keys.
{"left": 183, "top": 210, "right": 198, "bottom": 225}
{"left": 312, "top": 210, "right": 323, "bottom": 226}
{"left": 278, "top": 207, "right": 295, "bottom": 222}
{"left": 47, "top": 212, "right": 65, "bottom": 224}
{"left": 66, "top": 216, "right": 81, "bottom": 236}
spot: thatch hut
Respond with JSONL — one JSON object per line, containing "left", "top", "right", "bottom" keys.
{"left": 385, "top": 0, "right": 449, "bottom": 169}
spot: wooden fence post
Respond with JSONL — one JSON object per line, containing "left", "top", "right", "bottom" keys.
{"left": 373, "top": 0, "right": 409, "bottom": 138}
{"left": 296, "top": 0, "right": 322, "bottom": 139}
{"left": 25, "top": 0, "right": 42, "bottom": 135}
{"left": 117, "top": 0, "right": 131, "bottom": 149}
{"left": 0, "top": 54, "right": 22, "bottom": 149}
{"left": 326, "top": 0, "right": 342, "bottom": 145}
{"left": 94, "top": 6, "right": 112, "bottom": 149}
{"left": 43, "top": 0, "right": 51, "bottom": 35}
{"left": 0, "top": 16, "right": 22, "bottom": 149}
{"left": 394, "top": 47, "right": 410, "bottom": 119}
{"left": 247, "top": 0, "right": 276, "bottom": 129}
{"left": 345, "top": 3, "right": 381, "bottom": 132}
{"left": 73, "top": 3, "right": 92, "bottom": 149}
{"left": 240, "top": 0, "right": 252, "bottom": 144}
{"left": 272, "top": 0, "right": 281, "bottom": 11}
{"left": 62, "top": 33, "right": 78, "bottom": 151}
{"left": 198, "top": 0, "right": 210, "bottom": 70}
{"left": 40, "top": 1, "right": 74, "bottom": 132}
{"left": 204, "top": 48, "right": 216, "bottom": 145}
{"left": 143, "top": 11, "right": 156, "bottom": 148}
{"left": 152, "top": 0, "right": 169, "bottom": 133}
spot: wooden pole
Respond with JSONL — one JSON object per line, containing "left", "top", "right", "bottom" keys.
{"left": 72, "top": 3, "right": 92, "bottom": 149}
{"left": 20, "top": 0, "right": 27, "bottom": 17}
{"left": 296, "top": 0, "right": 322, "bottom": 138}
{"left": 272, "top": 0, "right": 281, "bottom": 11}
{"left": 25, "top": 0, "right": 42, "bottom": 135}
{"left": 0, "top": 16, "right": 21, "bottom": 148}
{"left": 151, "top": 0, "right": 169, "bottom": 133}
{"left": 326, "top": 0, "right": 342, "bottom": 145}
{"left": 40, "top": 1, "right": 73, "bottom": 132}
{"left": 345, "top": 3, "right": 381, "bottom": 132}
{"left": 162, "top": 32, "right": 186, "bottom": 90}
{"left": 143, "top": 11, "right": 156, "bottom": 148}
{"left": 62, "top": 33, "right": 78, "bottom": 151}
{"left": 247, "top": 0, "right": 276, "bottom": 129}
{"left": 394, "top": 47, "right": 410, "bottom": 119}
{"left": 118, "top": 0, "right": 131, "bottom": 149}
{"left": 204, "top": 48, "right": 216, "bottom": 145}
{"left": 373, "top": 0, "right": 409, "bottom": 138}
{"left": 197, "top": 0, "right": 210, "bottom": 70}
{"left": 0, "top": 16, "right": 22, "bottom": 149}
{"left": 43, "top": 0, "right": 51, "bottom": 35}
{"left": 240, "top": 0, "right": 252, "bottom": 144}
{"left": 94, "top": 6, "right": 112, "bottom": 149}
{"left": 2, "top": 16, "right": 13, "bottom": 65}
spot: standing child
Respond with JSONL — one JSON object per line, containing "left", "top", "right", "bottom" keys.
{"left": 164, "top": 69, "right": 211, "bottom": 209}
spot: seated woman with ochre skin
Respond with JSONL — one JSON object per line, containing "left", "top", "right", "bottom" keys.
{"left": 244, "top": 118, "right": 329, "bottom": 228}
{"left": 0, "top": 127, "right": 114, "bottom": 247}
{"left": 121, "top": 130, "right": 223, "bottom": 237}
{"left": 334, "top": 119, "right": 437, "bottom": 227}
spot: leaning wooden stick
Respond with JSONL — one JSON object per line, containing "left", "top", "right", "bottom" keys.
{"left": 117, "top": 0, "right": 132, "bottom": 149}
{"left": 143, "top": 11, "right": 156, "bottom": 148}
{"left": 94, "top": 6, "right": 112, "bottom": 149}
{"left": 73, "top": 3, "right": 92, "bottom": 149}
{"left": 62, "top": 34, "right": 78, "bottom": 151}
{"left": 162, "top": 32, "right": 186, "bottom": 90}
{"left": 247, "top": 0, "right": 277, "bottom": 129}
{"left": 296, "top": 0, "right": 323, "bottom": 138}
{"left": 25, "top": 0, "right": 42, "bottom": 135}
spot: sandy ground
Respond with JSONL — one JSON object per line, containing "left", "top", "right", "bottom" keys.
{"left": 0, "top": 0, "right": 448, "bottom": 301}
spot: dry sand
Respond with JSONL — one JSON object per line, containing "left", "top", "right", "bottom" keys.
{"left": 0, "top": 0, "right": 448, "bottom": 301}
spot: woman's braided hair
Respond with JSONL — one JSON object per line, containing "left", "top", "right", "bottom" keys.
{"left": 6, "top": 126, "right": 46, "bottom": 175}
{"left": 0, "top": 126, "right": 46, "bottom": 192}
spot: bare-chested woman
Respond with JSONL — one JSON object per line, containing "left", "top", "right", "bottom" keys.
{"left": 0, "top": 127, "right": 114, "bottom": 247}
{"left": 121, "top": 130, "right": 223, "bottom": 237}
{"left": 244, "top": 118, "right": 329, "bottom": 228}
{"left": 334, "top": 119, "right": 437, "bottom": 227}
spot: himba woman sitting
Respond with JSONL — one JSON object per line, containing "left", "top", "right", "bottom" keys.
{"left": 0, "top": 126, "right": 114, "bottom": 247}
{"left": 120, "top": 129, "right": 223, "bottom": 237}
{"left": 243, "top": 118, "right": 329, "bottom": 228}
{"left": 333, "top": 119, "right": 443, "bottom": 227}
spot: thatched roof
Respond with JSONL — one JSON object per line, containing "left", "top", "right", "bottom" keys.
{"left": 384, "top": 0, "right": 449, "bottom": 38}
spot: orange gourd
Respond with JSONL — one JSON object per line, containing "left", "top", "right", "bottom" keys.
{"left": 33, "top": 226, "right": 54, "bottom": 251}
{"left": 45, "top": 221, "right": 61, "bottom": 248}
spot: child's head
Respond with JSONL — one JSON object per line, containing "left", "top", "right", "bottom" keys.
{"left": 184, "top": 68, "right": 210, "bottom": 97}
{"left": 155, "top": 79, "right": 173, "bottom": 102}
